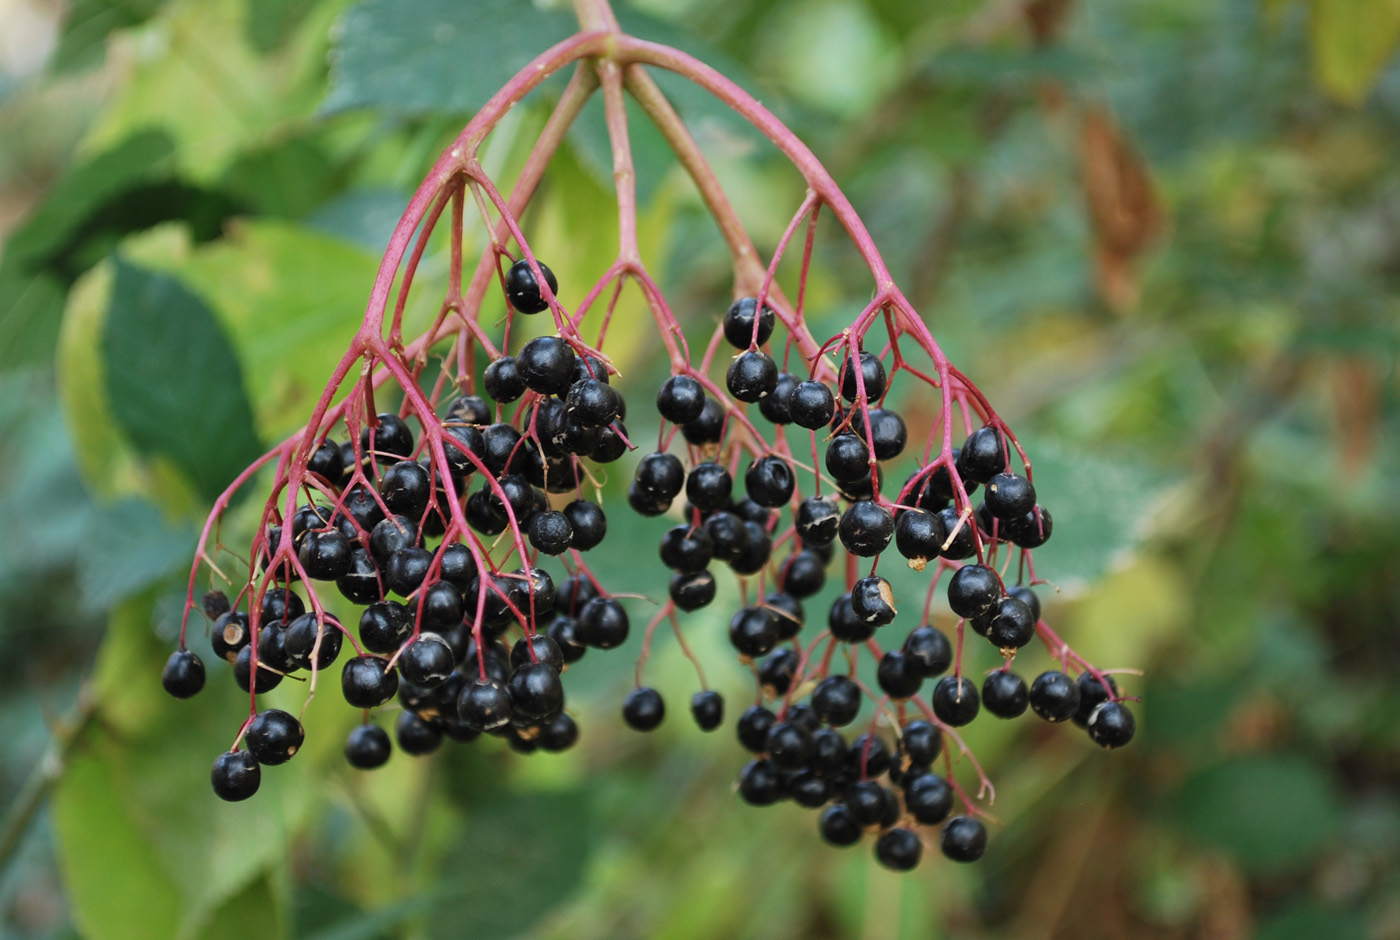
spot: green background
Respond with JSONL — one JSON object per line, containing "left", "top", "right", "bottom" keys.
{"left": 1, "top": 0, "right": 1398, "bottom": 938}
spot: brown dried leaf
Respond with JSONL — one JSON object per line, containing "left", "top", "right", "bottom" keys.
{"left": 1080, "top": 107, "right": 1166, "bottom": 313}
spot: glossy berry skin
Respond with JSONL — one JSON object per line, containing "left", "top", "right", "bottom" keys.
{"left": 1008, "top": 584, "right": 1042, "bottom": 624}
{"left": 827, "top": 592, "right": 875, "bottom": 643}
{"left": 982, "top": 670, "right": 1029, "bottom": 719}
{"left": 686, "top": 463, "right": 733, "bottom": 511}
{"left": 680, "top": 397, "right": 725, "bottom": 446}
{"left": 1073, "top": 671, "right": 1120, "bottom": 727}
{"left": 298, "top": 530, "right": 352, "bottom": 581}
{"left": 901, "top": 720, "right": 942, "bottom": 766}
{"left": 729, "top": 606, "right": 779, "bottom": 657}
{"left": 726, "top": 350, "right": 778, "bottom": 403}
{"left": 510, "top": 635, "right": 566, "bottom": 674}
{"left": 245, "top": 709, "right": 304, "bottom": 766}
{"left": 903, "top": 625, "right": 953, "bottom": 678}
{"left": 233, "top": 645, "right": 281, "bottom": 694}
{"left": 211, "top": 750, "right": 261, "bottom": 802}
{"left": 307, "top": 439, "right": 345, "bottom": 483}
{"left": 345, "top": 724, "right": 391, "bottom": 769}
{"left": 744, "top": 456, "right": 795, "bottom": 508}
{"left": 806, "top": 678, "right": 856, "bottom": 728}
{"left": 839, "top": 501, "right": 894, "bottom": 557}
{"left": 934, "top": 506, "right": 977, "bottom": 560}
{"left": 577, "top": 597, "right": 629, "bottom": 649}
{"left": 766, "top": 721, "right": 813, "bottom": 769}
{"left": 656, "top": 375, "right": 706, "bottom": 425}
{"left": 932, "top": 676, "right": 980, "bottom": 726}
{"left": 561, "top": 500, "right": 606, "bottom": 551}
{"left": 528, "top": 509, "right": 573, "bottom": 555}
{"left": 283, "top": 613, "right": 343, "bottom": 670}
{"left": 838, "top": 350, "right": 887, "bottom": 402}
{"left": 985, "top": 472, "right": 1036, "bottom": 521}
{"left": 876, "top": 651, "right": 922, "bottom": 699}
{"left": 851, "top": 576, "right": 897, "bottom": 625}
{"left": 736, "top": 705, "right": 777, "bottom": 753}
{"left": 875, "top": 828, "right": 923, "bottom": 871}
{"left": 483, "top": 356, "right": 527, "bottom": 402}
{"left": 976, "top": 595, "right": 1037, "bottom": 650}
{"left": 361, "top": 413, "right": 415, "bottom": 461}
{"left": 634, "top": 452, "right": 685, "bottom": 502}
{"left": 519, "top": 336, "right": 576, "bottom": 396}
{"left": 508, "top": 662, "right": 565, "bottom": 719}
{"left": 779, "top": 550, "right": 826, "bottom": 599}
{"left": 359, "top": 602, "right": 411, "bottom": 655}
{"left": 947, "top": 564, "right": 1001, "bottom": 619}
{"left": 795, "top": 496, "right": 840, "bottom": 546}
{"left": 957, "top": 427, "right": 1007, "bottom": 484}
{"left": 1086, "top": 701, "right": 1136, "bottom": 748}
{"left": 370, "top": 515, "right": 417, "bottom": 567}
{"left": 758, "top": 372, "right": 797, "bottom": 424}
{"left": 505, "top": 258, "right": 558, "bottom": 313}
{"left": 457, "top": 678, "right": 514, "bottom": 732}
{"left": 335, "top": 549, "right": 381, "bottom": 605}
{"left": 379, "top": 460, "right": 430, "bottom": 517}
{"left": 1006, "top": 505, "right": 1054, "bottom": 549}
{"left": 788, "top": 380, "right": 835, "bottom": 429}
{"left": 852, "top": 408, "right": 907, "bottom": 461}
{"left": 825, "top": 433, "right": 870, "bottom": 483}
{"left": 538, "top": 711, "right": 580, "bottom": 752}
{"left": 385, "top": 547, "right": 432, "bottom": 597}
{"left": 1029, "top": 670, "right": 1081, "bottom": 723}
{"left": 565, "top": 378, "right": 620, "bottom": 428}
{"left": 738, "top": 759, "right": 782, "bottom": 806}
{"left": 341, "top": 656, "right": 399, "bottom": 709}
{"left": 395, "top": 711, "right": 442, "bottom": 756}
{"left": 622, "top": 686, "right": 666, "bottom": 731}
{"left": 399, "top": 634, "right": 456, "bottom": 689}
{"left": 819, "top": 805, "right": 863, "bottom": 847}
{"left": 941, "top": 816, "right": 988, "bottom": 862}
{"left": 691, "top": 690, "right": 724, "bottom": 731}
{"left": 417, "top": 581, "right": 464, "bottom": 632}
{"left": 722, "top": 296, "right": 775, "bottom": 348}
{"left": 660, "top": 524, "right": 713, "bottom": 573}
{"left": 846, "top": 781, "right": 893, "bottom": 826}
{"left": 905, "top": 773, "right": 954, "bottom": 824}
{"left": 669, "top": 570, "right": 717, "bottom": 611}
{"left": 704, "top": 512, "right": 749, "bottom": 563}
{"left": 445, "top": 394, "right": 491, "bottom": 425}
{"left": 162, "top": 650, "right": 205, "bottom": 698}
{"left": 894, "top": 508, "right": 946, "bottom": 570}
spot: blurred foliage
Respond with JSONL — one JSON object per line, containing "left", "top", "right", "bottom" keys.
{"left": 1, "top": 0, "right": 1399, "bottom": 939}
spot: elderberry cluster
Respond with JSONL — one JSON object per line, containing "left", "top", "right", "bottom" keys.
{"left": 167, "top": 259, "right": 639, "bottom": 801}
{"left": 598, "top": 297, "right": 1136, "bottom": 870}
{"left": 166, "top": 253, "right": 1134, "bottom": 873}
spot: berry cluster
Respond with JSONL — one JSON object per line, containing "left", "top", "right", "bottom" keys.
{"left": 163, "top": 13, "right": 1135, "bottom": 872}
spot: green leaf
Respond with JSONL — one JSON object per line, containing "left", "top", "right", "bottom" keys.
{"left": 306, "top": 187, "right": 410, "bottom": 253}
{"left": 77, "top": 499, "right": 198, "bottom": 610}
{"left": 49, "top": 0, "right": 165, "bottom": 74}
{"left": 1172, "top": 754, "right": 1341, "bottom": 874}
{"left": 134, "top": 220, "right": 379, "bottom": 439}
{"left": 55, "top": 596, "right": 353, "bottom": 940}
{"left": 78, "top": 0, "right": 333, "bottom": 182}
{"left": 1310, "top": 0, "right": 1400, "bottom": 104}
{"left": 1255, "top": 902, "right": 1367, "bottom": 940}
{"left": 323, "top": 0, "right": 575, "bottom": 116}
{"left": 0, "top": 263, "right": 68, "bottom": 373}
{"left": 102, "top": 259, "right": 262, "bottom": 502}
{"left": 1022, "top": 439, "right": 1167, "bottom": 589}
{"left": 427, "top": 788, "right": 599, "bottom": 940}
{"left": 53, "top": 744, "right": 185, "bottom": 940}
